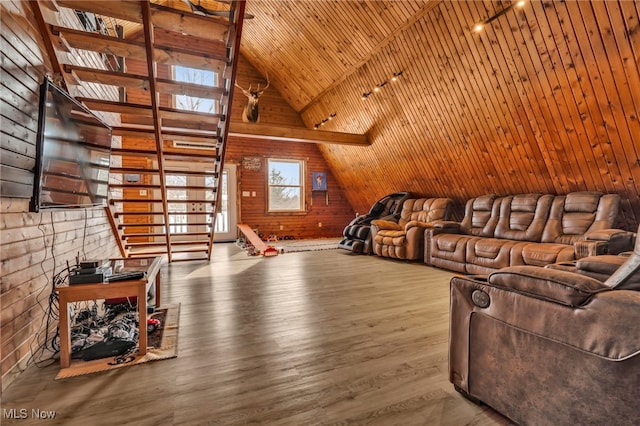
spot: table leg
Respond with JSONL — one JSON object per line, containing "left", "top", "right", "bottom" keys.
{"left": 138, "top": 283, "right": 147, "bottom": 356}
{"left": 155, "top": 274, "right": 161, "bottom": 307}
{"left": 59, "top": 296, "right": 71, "bottom": 368}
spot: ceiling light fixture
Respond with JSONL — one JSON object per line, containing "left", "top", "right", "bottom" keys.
{"left": 391, "top": 71, "right": 403, "bottom": 82}
{"left": 313, "top": 112, "right": 337, "bottom": 130}
{"left": 473, "top": 0, "right": 527, "bottom": 33}
{"left": 361, "top": 70, "right": 403, "bottom": 100}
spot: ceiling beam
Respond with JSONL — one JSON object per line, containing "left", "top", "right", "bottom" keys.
{"left": 228, "top": 123, "right": 369, "bottom": 146}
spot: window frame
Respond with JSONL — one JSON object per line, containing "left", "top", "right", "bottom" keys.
{"left": 171, "top": 65, "right": 219, "bottom": 114}
{"left": 266, "top": 158, "right": 306, "bottom": 213}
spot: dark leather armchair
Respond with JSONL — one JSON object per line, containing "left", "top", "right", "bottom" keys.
{"left": 338, "top": 192, "right": 410, "bottom": 254}
{"left": 449, "top": 227, "right": 640, "bottom": 425}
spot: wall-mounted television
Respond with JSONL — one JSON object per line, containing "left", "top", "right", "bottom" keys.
{"left": 31, "top": 78, "right": 112, "bottom": 212}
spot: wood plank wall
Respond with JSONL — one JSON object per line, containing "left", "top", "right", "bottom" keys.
{"left": 225, "top": 135, "right": 355, "bottom": 239}
{"left": 227, "top": 57, "right": 355, "bottom": 239}
{"left": 231, "top": 55, "right": 306, "bottom": 127}
{"left": 295, "top": 0, "right": 640, "bottom": 230}
{"left": 0, "top": 1, "right": 120, "bottom": 388}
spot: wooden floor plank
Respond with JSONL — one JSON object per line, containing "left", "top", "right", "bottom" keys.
{"left": 1, "top": 244, "right": 511, "bottom": 425}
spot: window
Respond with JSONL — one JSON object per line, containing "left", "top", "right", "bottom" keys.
{"left": 267, "top": 159, "right": 305, "bottom": 212}
{"left": 173, "top": 65, "right": 218, "bottom": 114}
{"left": 166, "top": 174, "right": 188, "bottom": 234}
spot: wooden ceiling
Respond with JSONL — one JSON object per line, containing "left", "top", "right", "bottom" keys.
{"left": 235, "top": 0, "right": 640, "bottom": 230}
{"left": 241, "top": 0, "right": 439, "bottom": 112}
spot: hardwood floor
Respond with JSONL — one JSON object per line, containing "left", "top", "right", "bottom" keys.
{"left": 2, "top": 244, "right": 511, "bottom": 425}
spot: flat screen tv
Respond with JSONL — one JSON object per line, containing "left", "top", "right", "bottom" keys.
{"left": 31, "top": 78, "right": 112, "bottom": 212}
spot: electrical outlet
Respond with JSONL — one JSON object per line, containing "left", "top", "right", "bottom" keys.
{"left": 318, "top": 222, "right": 322, "bottom": 227}
{"left": 279, "top": 225, "right": 284, "bottom": 230}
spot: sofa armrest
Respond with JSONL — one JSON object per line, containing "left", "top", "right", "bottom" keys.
{"left": 404, "top": 220, "right": 438, "bottom": 230}
{"left": 371, "top": 219, "right": 402, "bottom": 231}
{"left": 576, "top": 229, "right": 636, "bottom": 257}
{"left": 584, "top": 228, "right": 634, "bottom": 242}
{"left": 433, "top": 220, "right": 461, "bottom": 233}
{"left": 488, "top": 265, "right": 610, "bottom": 307}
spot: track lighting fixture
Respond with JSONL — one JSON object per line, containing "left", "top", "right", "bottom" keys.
{"left": 313, "top": 112, "right": 337, "bottom": 130}
{"left": 360, "top": 70, "right": 403, "bottom": 100}
{"left": 473, "top": 0, "right": 526, "bottom": 33}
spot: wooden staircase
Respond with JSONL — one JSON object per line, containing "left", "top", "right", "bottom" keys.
{"left": 33, "top": 0, "right": 246, "bottom": 262}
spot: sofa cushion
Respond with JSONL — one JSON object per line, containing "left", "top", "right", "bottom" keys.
{"left": 518, "top": 242, "right": 576, "bottom": 267}
{"left": 494, "top": 194, "right": 553, "bottom": 242}
{"left": 459, "top": 194, "right": 500, "bottom": 236}
{"left": 465, "top": 238, "right": 517, "bottom": 275}
{"left": 429, "top": 234, "right": 476, "bottom": 273}
{"left": 400, "top": 198, "right": 452, "bottom": 225}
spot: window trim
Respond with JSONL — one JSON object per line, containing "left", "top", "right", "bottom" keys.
{"left": 171, "top": 65, "right": 220, "bottom": 114}
{"left": 266, "top": 158, "right": 306, "bottom": 213}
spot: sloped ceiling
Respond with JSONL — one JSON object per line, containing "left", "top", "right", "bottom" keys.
{"left": 241, "top": 0, "right": 438, "bottom": 111}
{"left": 239, "top": 0, "right": 640, "bottom": 230}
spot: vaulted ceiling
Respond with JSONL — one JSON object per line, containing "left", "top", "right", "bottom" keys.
{"left": 236, "top": 0, "right": 640, "bottom": 230}
{"left": 240, "top": 0, "right": 439, "bottom": 112}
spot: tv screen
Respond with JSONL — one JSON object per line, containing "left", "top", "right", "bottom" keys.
{"left": 31, "top": 78, "right": 112, "bottom": 212}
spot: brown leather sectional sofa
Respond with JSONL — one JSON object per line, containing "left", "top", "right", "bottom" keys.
{"left": 448, "top": 228, "right": 640, "bottom": 425}
{"left": 425, "top": 191, "right": 634, "bottom": 274}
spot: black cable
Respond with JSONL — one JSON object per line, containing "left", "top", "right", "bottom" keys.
{"left": 26, "top": 214, "right": 57, "bottom": 368}
{"left": 50, "top": 211, "right": 56, "bottom": 271}
{"left": 82, "top": 207, "right": 88, "bottom": 260}
{"left": 27, "top": 213, "right": 70, "bottom": 368}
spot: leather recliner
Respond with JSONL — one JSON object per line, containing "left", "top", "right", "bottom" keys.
{"left": 449, "top": 226, "right": 640, "bottom": 425}
{"left": 371, "top": 197, "right": 453, "bottom": 260}
{"left": 338, "top": 192, "right": 410, "bottom": 254}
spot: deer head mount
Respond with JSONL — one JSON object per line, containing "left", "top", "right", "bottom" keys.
{"left": 235, "top": 77, "right": 270, "bottom": 123}
{"left": 182, "top": 0, "right": 255, "bottom": 19}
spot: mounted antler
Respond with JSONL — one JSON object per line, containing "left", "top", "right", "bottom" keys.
{"left": 234, "top": 75, "right": 270, "bottom": 123}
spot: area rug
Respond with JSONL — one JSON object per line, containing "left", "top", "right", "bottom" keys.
{"left": 56, "top": 303, "right": 180, "bottom": 379}
{"left": 277, "top": 238, "right": 341, "bottom": 253}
